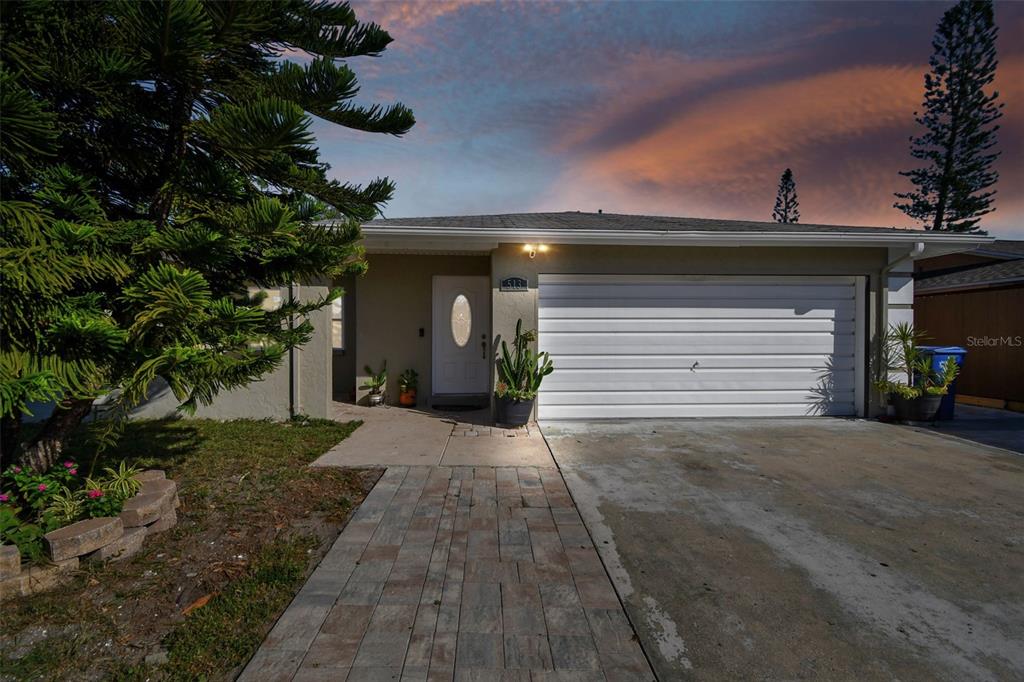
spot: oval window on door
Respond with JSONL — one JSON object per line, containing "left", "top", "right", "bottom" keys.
{"left": 450, "top": 294, "right": 472, "bottom": 347}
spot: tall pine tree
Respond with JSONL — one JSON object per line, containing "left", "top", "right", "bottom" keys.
{"left": 772, "top": 168, "right": 800, "bottom": 224}
{"left": 895, "top": 0, "right": 1002, "bottom": 232}
{"left": 0, "top": 1, "right": 414, "bottom": 471}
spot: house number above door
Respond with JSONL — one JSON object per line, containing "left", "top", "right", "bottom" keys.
{"left": 500, "top": 276, "right": 528, "bottom": 292}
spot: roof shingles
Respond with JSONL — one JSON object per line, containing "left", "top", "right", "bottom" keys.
{"left": 366, "top": 211, "right": 920, "bottom": 235}
{"left": 917, "top": 258, "right": 1024, "bottom": 292}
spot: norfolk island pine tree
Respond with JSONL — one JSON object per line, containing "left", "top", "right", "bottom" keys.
{"left": 895, "top": 0, "right": 1003, "bottom": 233}
{"left": 772, "top": 168, "right": 800, "bottom": 224}
{"left": 0, "top": 1, "right": 414, "bottom": 472}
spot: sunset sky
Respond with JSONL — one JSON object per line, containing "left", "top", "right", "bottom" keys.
{"left": 318, "top": 1, "right": 1023, "bottom": 236}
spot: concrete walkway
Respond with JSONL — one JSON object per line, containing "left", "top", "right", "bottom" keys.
{"left": 241, "top": 465, "right": 654, "bottom": 681}
{"left": 914, "top": 403, "right": 1024, "bottom": 454}
{"left": 313, "top": 404, "right": 555, "bottom": 468}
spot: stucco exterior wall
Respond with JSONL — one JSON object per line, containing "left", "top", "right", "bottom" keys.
{"left": 129, "top": 280, "right": 333, "bottom": 421}
{"left": 331, "top": 275, "right": 359, "bottom": 401}
{"left": 355, "top": 254, "right": 490, "bottom": 405}
{"left": 490, "top": 243, "right": 894, "bottom": 415}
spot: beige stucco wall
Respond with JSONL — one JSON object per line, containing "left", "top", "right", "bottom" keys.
{"left": 331, "top": 275, "right": 359, "bottom": 401}
{"left": 354, "top": 253, "right": 490, "bottom": 405}
{"left": 128, "top": 280, "right": 333, "bottom": 421}
{"left": 491, "top": 243, "right": 894, "bottom": 416}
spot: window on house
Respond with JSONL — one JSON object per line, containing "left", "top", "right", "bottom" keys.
{"left": 331, "top": 297, "right": 344, "bottom": 351}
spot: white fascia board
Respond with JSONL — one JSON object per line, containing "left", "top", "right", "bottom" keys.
{"left": 363, "top": 237, "right": 499, "bottom": 254}
{"left": 361, "top": 225, "right": 993, "bottom": 255}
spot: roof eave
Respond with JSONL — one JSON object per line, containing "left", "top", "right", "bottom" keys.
{"left": 360, "top": 225, "right": 993, "bottom": 255}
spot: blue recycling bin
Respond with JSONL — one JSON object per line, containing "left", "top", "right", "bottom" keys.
{"left": 918, "top": 346, "right": 967, "bottom": 420}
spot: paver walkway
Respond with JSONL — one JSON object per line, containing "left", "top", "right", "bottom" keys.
{"left": 314, "top": 404, "right": 554, "bottom": 468}
{"left": 241, "top": 466, "right": 655, "bottom": 681}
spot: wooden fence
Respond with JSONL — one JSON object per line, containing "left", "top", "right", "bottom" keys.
{"left": 914, "top": 286, "right": 1024, "bottom": 404}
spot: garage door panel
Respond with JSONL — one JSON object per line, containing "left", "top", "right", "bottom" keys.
{"left": 537, "top": 275, "right": 863, "bottom": 419}
{"left": 540, "top": 318, "right": 856, "bottom": 334}
{"left": 539, "top": 389, "right": 855, "bottom": 406}
{"left": 539, "top": 301, "right": 854, "bottom": 319}
{"left": 540, "top": 403, "right": 856, "bottom": 419}
{"left": 544, "top": 369, "right": 853, "bottom": 392}
{"left": 548, "top": 354, "right": 856, "bottom": 371}
{"left": 539, "top": 283, "right": 856, "bottom": 301}
{"left": 542, "top": 333, "right": 856, "bottom": 356}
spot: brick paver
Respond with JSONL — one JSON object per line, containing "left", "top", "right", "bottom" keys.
{"left": 240, "top": 466, "right": 655, "bottom": 681}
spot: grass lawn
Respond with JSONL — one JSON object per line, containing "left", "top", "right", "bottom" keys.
{"left": 0, "top": 417, "right": 374, "bottom": 681}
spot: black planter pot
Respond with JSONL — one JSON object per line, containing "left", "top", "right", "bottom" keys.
{"left": 891, "top": 393, "right": 943, "bottom": 422}
{"left": 495, "top": 396, "right": 534, "bottom": 426}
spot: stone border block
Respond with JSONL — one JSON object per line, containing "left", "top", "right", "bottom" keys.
{"left": 0, "top": 545, "right": 19, "bottom": 580}
{"left": 121, "top": 478, "right": 176, "bottom": 527}
{"left": 146, "top": 508, "right": 177, "bottom": 535}
{"left": 0, "top": 574, "right": 28, "bottom": 601}
{"left": 86, "top": 526, "right": 147, "bottom": 563}
{"left": 134, "top": 470, "right": 166, "bottom": 483}
{"left": 45, "top": 517, "right": 124, "bottom": 562}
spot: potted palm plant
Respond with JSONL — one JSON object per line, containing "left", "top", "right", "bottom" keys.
{"left": 495, "top": 319, "right": 554, "bottom": 426}
{"left": 875, "top": 323, "right": 959, "bottom": 422}
{"left": 398, "top": 369, "right": 418, "bottom": 407}
{"left": 361, "top": 361, "right": 387, "bottom": 406}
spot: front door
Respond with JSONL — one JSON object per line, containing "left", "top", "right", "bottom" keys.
{"left": 432, "top": 276, "right": 490, "bottom": 395}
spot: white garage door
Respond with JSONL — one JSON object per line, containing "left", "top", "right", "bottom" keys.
{"left": 537, "top": 275, "right": 864, "bottom": 419}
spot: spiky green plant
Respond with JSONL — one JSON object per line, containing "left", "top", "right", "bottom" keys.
{"left": 44, "top": 486, "right": 84, "bottom": 524}
{"left": 875, "top": 322, "right": 960, "bottom": 399}
{"left": 360, "top": 361, "right": 387, "bottom": 395}
{"left": 495, "top": 319, "right": 554, "bottom": 401}
{"left": 101, "top": 461, "right": 142, "bottom": 500}
{"left": 0, "top": 1, "right": 414, "bottom": 472}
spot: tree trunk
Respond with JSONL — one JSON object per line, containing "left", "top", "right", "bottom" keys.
{"left": 0, "top": 414, "right": 22, "bottom": 472}
{"left": 150, "top": 84, "right": 193, "bottom": 229}
{"left": 16, "top": 398, "right": 95, "bottom": 474}
{"left": 933, "top": 33, "right": 965, "bottom": 232}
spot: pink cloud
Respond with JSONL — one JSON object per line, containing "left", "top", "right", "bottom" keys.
{"left": 352, "top": 1, "right": 484, "bottom": 45}
{"left": 538, "top": 55, "right": 1023, "bottom": 231}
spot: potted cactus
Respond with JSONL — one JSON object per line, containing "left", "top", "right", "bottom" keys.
{"left": 875, "top": 323, "right": 959, "bottom": 422}
{"left": 361, "top": 361, "right": 387, "bottom": 406}
{"left": 398, "top": 369, "right": 418, "bottom": 407}
{"left": 494, "top": 319, "right": 554, "bottom": 426}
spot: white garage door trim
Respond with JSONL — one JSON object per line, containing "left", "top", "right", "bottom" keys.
{"left": 537, "top": 274, "right": 865, "bottom": 420}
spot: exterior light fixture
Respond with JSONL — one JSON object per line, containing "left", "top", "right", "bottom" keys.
{"left": 523, "top": 243, "right": 549, "bottom": 259}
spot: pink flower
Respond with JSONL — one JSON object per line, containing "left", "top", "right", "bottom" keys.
{"left": 0, "top": 493, "right": 9, "bottom": 503}
{"left": 63, "top": 461, "right": 74, "bottom": 468}
{"left": 37, "top": 484, "right": 47, "bottom": 492}
{"left": 12, "top": 466, "right": 21, "bottom": 473}
{"left": 88, "top": 489, "right": 103, "bottom": 499}
{"left": 69, "top": 469, "right": 77, "bottom": 476}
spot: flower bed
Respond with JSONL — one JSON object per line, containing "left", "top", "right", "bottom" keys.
{"left": 1, "top": 462, "right": 178, "bottom": 601}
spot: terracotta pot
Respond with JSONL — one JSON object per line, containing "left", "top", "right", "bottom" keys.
{"left": 399, "top": 389, "right": 417, "bottom": 407}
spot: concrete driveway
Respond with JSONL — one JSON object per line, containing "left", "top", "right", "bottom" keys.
{"left": 543, "top": 418, "right": 1024, "bottom": 681}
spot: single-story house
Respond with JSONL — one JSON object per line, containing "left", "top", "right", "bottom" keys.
{"left": 129, "top": 212, "right": 990, "bottom": 422}
{"left": 915, "top": 240, "right": 1024, "bottom": 410}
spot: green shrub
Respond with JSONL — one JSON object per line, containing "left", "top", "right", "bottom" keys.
{"left": 1, "top": 457, "right": 142, "bottom": 562}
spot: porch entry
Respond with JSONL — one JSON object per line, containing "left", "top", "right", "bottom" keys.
{"left": 432, "top": 275, "right": 490, "bottom": 399}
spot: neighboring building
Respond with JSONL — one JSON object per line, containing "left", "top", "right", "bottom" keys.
{"left": 123, "top": 212, "right": 988, "bottom": 422}
{"left": 915, "top": 240, "right": 1024, "bottom": 410}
